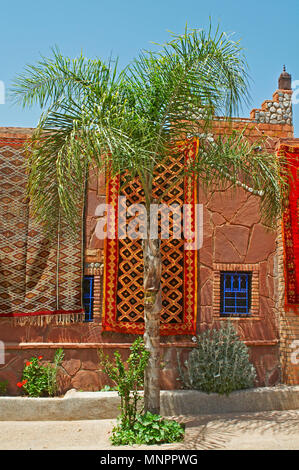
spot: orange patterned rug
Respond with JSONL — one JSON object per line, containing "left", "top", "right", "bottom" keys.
{"left": 102, "top": 141, "right": 198, "bottom": 335}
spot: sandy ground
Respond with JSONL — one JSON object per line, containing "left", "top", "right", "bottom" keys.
{"left": 0, "top": 410, "right": 298, "bottom": 450}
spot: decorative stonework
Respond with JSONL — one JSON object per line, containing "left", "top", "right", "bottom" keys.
{"left": 250, "top": 89, "right": 293, "bottom": 125}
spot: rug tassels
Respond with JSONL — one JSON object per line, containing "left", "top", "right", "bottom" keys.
{"left": 13, "top": 312, "right": 85, "bottom": 327}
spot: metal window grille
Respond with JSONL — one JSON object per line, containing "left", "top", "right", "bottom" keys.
{"left": 83, "top": 275, "right": 94, "bottom": 322}
{"left": 220, "top": 271, "right": 252, "bottom": 316}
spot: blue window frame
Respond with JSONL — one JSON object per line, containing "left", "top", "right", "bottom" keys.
{"left": 83, "top": 275, "right": 94, "bottom": 322}
{"left": 220, "top": 271, "right": 252, "bottom": 316}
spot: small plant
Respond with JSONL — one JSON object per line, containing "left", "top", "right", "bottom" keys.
{"left": 19, "top": 349, "right": 64, "bottom": 397}
{"left": 47, "top": 348, "right": 64, "bottom": 396}
{"left": 98, "top": 337, "right": 150, "bottom": 429}
{"left": 178, "top": 322, "right": 256, "bottom": 395}
{"left": 99, "top": 338, "right": 185, "bottom": 445}
{"left": 111, "top": 412, "right": 185, "bottom": 446}
{"left": 0, "top": 380, "right": 8, "bottom": 396}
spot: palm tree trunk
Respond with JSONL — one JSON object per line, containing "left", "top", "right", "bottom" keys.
{"left": 143, "top": 210, "right": 162, "bottom": 415}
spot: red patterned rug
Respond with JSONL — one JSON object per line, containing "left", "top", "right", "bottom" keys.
{"left": 102, "top": 140, "right": 198, "bottom": 335}
{"left": 280, "top": 143, "right": 299, "bottom": 307}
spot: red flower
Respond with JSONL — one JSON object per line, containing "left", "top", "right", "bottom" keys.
{"left": 26, "top": 361, "right": 31, "bottom": 366}
{"left": 38, "top": 356, "right": 43, "bottom": 360}
{"left": 17, "top": 379, "right": 28, "bottom": 388}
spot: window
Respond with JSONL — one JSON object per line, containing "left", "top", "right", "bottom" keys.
{"left": 220, "top": 271, "right": 252, "bottom": 316}
{"left": 83, "top": 275, "right": 94, "bottom": 322}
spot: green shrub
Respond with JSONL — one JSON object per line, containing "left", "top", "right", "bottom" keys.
{"left": 46, "top": 348, "right": 65, "bottom": 396}
{"left": 0, "top": 380, "right": 8, "bottom": 396}
{"left": 178, "top": 322, "right": 256, "bottom": 395}
{"left": 19, "top": 349, "right": 64, "bottom": 397}
{"left": 99, "top": 338, "right": 185, "bottom": 445}
{"left": 98, "top": 337, "right": 150, "bottom": 429}
{"left": 111, "top": 412, "right": 185, "bottom": 446}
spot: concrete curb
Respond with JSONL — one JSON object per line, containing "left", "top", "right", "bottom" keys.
{"left": 160, "top": 385, "right": 299, "bottom": 416}
{"left": 0, "top": 386, "right": 298, "bottom": 421}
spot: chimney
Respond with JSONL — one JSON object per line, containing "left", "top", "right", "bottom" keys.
{"left": 278, "top": 65, "right": 292, "bottom": 90}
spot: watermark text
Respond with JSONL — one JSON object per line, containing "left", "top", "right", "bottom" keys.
{"left": 94, "top": 199, "right": 203, "bottom": 250}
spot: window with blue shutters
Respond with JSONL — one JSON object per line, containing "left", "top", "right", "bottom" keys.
{"left": 220, "top": 271, "right": 252, "bottom": 316}
{"left": 83, "top": 275, "right": 94, "bottom": 322}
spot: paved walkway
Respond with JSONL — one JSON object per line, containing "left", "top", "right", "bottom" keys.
{"left": 0, "top": 410, "right": 298, "bottom": 450}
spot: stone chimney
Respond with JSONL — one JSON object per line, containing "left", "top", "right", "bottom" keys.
{"left": 250, "top": 66, "right": 293, "bottom": 125}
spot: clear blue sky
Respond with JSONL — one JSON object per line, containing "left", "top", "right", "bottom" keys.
{"left": 1, "top": 0, "right": 299, "bottom": 134}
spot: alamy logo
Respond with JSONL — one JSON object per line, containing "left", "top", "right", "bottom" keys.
{"left": 0, "top": 81, "right": 5, "bottom": 105}
{"left": 0, "top": 341, "right": 4, "bottom": 364}
{"left": 94, "top": 199, "right": 203, "bottom": 250}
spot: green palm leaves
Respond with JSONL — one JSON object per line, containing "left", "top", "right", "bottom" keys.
{"left": 11, "top": 26, "right": 284, "bottom": 235}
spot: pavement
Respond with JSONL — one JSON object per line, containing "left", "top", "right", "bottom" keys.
{"left": 0, "top": 409, "right": 299, "bottom": 450}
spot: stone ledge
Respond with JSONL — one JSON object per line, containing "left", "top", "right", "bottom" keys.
{"left": 0, "top": 390, "right": 121, "bottom": 421}
{"left": 160, "top": 385, "right": 299, "bottom": 416}
{"left": 0, "top": 386, "right": 298, "bottom": 421}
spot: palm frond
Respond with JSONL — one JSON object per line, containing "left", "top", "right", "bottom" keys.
{"left": 188, "top": 130, "right": 287, "bottom": 226}
{"left": 11, "top": 25, "right": 284, "bottom": 236}
{"left": 10, "top": 47, "right": 118, "bottom": 109}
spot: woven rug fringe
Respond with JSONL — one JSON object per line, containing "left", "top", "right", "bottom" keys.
{"left": 13, "top": 313, "right": 85, "bottom": 327}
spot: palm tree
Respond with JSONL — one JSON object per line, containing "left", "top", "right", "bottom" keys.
{"left": 11, "top": 26, "right": 285, "bottom": 414}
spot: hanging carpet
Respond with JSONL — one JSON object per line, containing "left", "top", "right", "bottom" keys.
{"left": 0, "top": 136, "right": 84, "bottom": 324}
{"left": 102, "top": 140, "right": 198, "bottom": 335}
{"left": 280, "top": 143, "right": 299, "bottom": 308}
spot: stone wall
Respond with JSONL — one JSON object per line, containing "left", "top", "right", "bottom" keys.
{"left": 197, "top": 180, "right": 281, "bottom": 386}
{"left": 250, "top": 89, "right": 293, "bottom": 125}
{"left": 0, "top": 321, "right": 196, "bottom": 395}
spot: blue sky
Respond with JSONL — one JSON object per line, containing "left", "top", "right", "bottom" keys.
{"left": 0, "top": 0, "right": 299, "bottom": 133}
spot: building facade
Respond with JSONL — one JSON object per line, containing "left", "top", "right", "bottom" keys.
{"left": 0, "top": 69, "right": 298, "bottom": 394}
